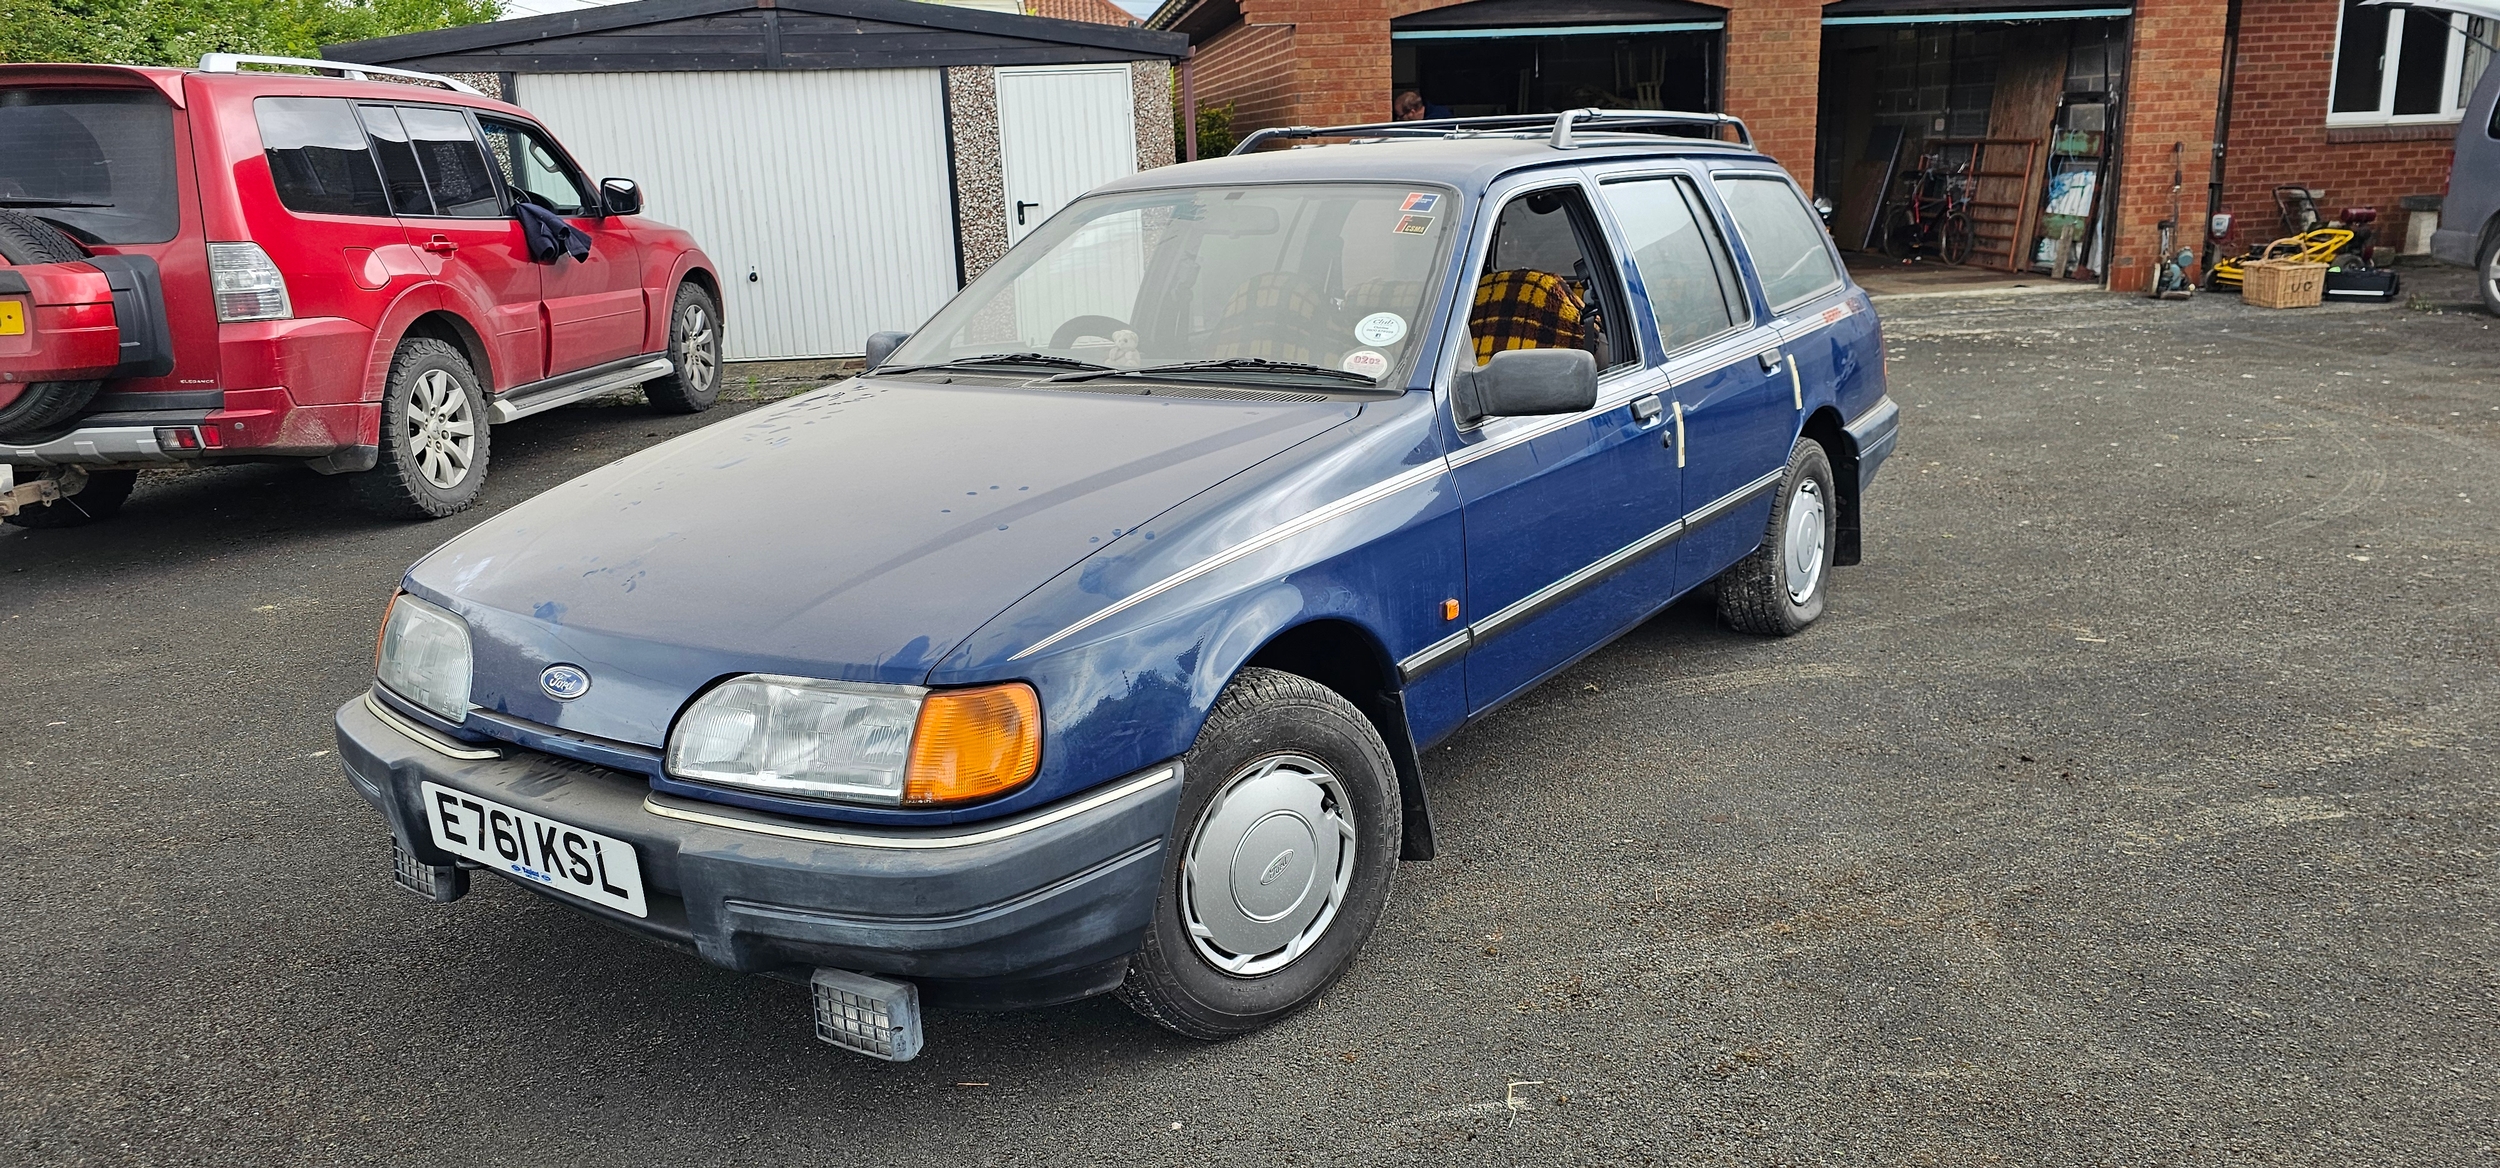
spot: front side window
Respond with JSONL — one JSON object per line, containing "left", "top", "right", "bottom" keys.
{"left": 886, "top": 183, "right": 1458, "bottom": 387}
{"left": 478, "top": 118, "right": 593, "bottom": 216}
{"left": 395, "top": 105, "right": 502, "bottom": 218}
{"left": 256, "top": 97, "right": 390, "bottom": 218}
{"left": 1469, "top": 185, "right": 1633, "bottom": 371}
{"left": 1713, "top": 176, "right": 1841, "bottom": 313}
{"left": 1600, "top": 176, "right": 1747, "bottom": 353}
{"left": 0, "top": 86, "right": 179, "bottom": 244}
{"left": 2330, "top": 1, "right": 2492, "bottom": 124}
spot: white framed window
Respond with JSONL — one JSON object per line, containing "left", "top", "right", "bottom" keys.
{"left": 2328, "top": 1, "right": 2493, "bottom": 125}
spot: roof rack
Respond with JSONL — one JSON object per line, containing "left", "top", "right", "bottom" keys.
{"left": 196, "top": 53, "right": 482, "bottom": 95}
{"left": 1229, "top": 108, "right": 1752, "bottom": 156}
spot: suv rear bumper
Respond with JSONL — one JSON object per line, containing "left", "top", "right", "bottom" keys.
{"left": 0, "top": 423, "right": 185, "bottom": 465}
{"left": 333, "top": 694, "right": 1181, "bottom": 1011}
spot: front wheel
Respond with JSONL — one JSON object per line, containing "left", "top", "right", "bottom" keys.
{"left": 1116, "top": 668, "right": 1401, "bottom": 1039}
{"left": 1716, "top": 441, "right": 1838, "bottom": 636}
{"left": 644, "top": 283, "right": 722, "bottom": 414}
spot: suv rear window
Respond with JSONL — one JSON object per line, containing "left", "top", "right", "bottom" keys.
{"left": 0, "top": 87, "right": 180, "bottom": 245}
{"left": 1712, "top": 176, "right": 1842, "bottom": 312}
{"left": 256, "top": 97, "right": 391, "bottom": 218}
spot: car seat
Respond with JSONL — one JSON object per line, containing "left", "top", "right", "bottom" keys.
{"left": 1209, "top": 272, "right": 1326, "bottom": 362}
{"left": 1468, "top": 269, "right": 1585, "bottom": 365}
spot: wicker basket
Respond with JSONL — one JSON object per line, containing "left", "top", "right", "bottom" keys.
{"left": 2241, "top": 259, "right": 2327, "bottom": 309}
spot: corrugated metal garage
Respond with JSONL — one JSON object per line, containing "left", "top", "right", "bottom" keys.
{"left": 328, "top": 0, "right": 1185, "bottom": 360}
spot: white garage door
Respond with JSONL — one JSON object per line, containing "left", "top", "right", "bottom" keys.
{"left": 516, "top": 69, "right": 960, "bottom": 361}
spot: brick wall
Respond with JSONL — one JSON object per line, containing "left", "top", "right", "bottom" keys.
{"left": 1270, "top": 0, "right": 1393, "bottom": 127}
{"left": 1193, "top": 19, "right": 1300, "bottom": 138}
{"left": 2218, "top": 0, "right": 2456, "bottom": 254}
{"left": 2108, "top": 0, "right": 2232, "bottom": 285}
{"left": 1721, "top": 0, "right": 1822, "bottom": 191}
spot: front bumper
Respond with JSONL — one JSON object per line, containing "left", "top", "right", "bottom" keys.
{"left": 334, "top": 695, "right": 1181, "bottom": 1010}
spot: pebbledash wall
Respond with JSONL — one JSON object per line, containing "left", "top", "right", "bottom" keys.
{"left": 1159, "top": 0, "right": 2462, "bottom": 287}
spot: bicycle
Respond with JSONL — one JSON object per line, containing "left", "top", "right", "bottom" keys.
{"left": 1881, "top": 155, "right": 1976, "bottom": 265}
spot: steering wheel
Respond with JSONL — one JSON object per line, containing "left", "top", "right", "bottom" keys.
{"left": 1049, "top": 315, "right": 1132, "bottom": 350}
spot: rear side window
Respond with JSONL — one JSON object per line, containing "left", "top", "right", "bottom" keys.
{"left": 0, "top": 87, "right": 179, "bottom": 244}
{"left": 395, "top": 105, "right": 501, "bottom": 217}
{"left": 356, "top": 105, "right": 433, "bottom": 216}
{"left": 255, "top": 98, "right": 390, "bottom": 218}
{"left": 1712, "top": 176, "right": 1842, "bottom": 312}
{"left": 1600, "top": 176, "right": 1747, "bottom": 352}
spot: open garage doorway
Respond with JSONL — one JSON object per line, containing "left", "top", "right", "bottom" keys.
{"left": 1391, "top": 0, "right": 1726, "bottom": 116}
{"left": 1816, "top": 7, "right": 2128, "bottom": 283}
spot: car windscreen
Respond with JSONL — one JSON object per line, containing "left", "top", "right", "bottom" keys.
{"left": 887, "top": 183, "right": 1460, "bottom": 387}
{"left": 0, "top": 87, "right": 180, "bottom": 245}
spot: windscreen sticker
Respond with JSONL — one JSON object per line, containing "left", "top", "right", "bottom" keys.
{"left": 1354, "top": 312, "right": 1407, "bottom": 346}
{"left": 1341, "top": 349, "right": 1391, "bottom": 379}
{"left": 1401, "top": 192, "right": 1441, "bottom": 213}
{"left": 1394, "top": 214, "right": 1434, "bottom": 236}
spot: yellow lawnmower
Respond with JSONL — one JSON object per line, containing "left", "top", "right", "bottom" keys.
{"left": 2207, "top": 227, "right": 2355, "bottom": 290}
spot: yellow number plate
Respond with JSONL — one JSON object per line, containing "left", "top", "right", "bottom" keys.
{"left": 0, "top": 300, "right": 24, "bottom": 336}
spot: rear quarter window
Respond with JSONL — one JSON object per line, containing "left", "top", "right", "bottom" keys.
{"left": 1712, "top": 176, "right": 1843, "bottom": 313}
{"left": 255, "top": 97, "right": 392, "bottom": 218}
{"left": 0, "top": 87, "right": 180, "bottom": 245}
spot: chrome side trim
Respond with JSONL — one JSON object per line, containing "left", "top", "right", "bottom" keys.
{"left": 365, "top": 692, "right": 501, "bottom": 761}
{"left": 489, "top": 357, "right": 674, "bottom": 424}
{"left": 0, "top": 426, "right": 176, "bottom": 466}
{"left": 1472, "top": 515, "right": 1687, "bottom": 641}
{"left": 641, "top": 766, "right": 1180, "bottom": 850}
{"left": 1682, "top": 466, "right": 1786, "bottom": 531}
{"left": 1009, "top": 461, "right": 1446, "bottom": 661}
{"left": 1397, "top": 627, "right": 1474, "bottom": 682}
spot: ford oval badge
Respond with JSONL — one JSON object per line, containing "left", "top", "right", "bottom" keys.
{"left": 540, "top": 664, "right": 592, "bottom": 701}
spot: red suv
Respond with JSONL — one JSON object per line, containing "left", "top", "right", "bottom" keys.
{"left": 0, "top": 55, "right": 723, "bottom": 526}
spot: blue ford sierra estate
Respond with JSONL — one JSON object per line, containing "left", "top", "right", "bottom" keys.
{"left": 334, "top": 110, "right": 1900, "bottom": 1060}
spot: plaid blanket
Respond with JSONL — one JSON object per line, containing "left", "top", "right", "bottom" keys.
{"left": 1469, "top": 269, "right": 1585, "bottom": 364}
{"left": 1209, "top": 273, "right": 1324, "bottom": 362}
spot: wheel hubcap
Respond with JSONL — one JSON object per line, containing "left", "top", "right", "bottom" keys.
{"left": 1181, "top": 753, "right": 1357, "bottom": 977}
{"left": 1784, "top": 478, "right": 1827, "bottom": 605}
{"left": 680, "top": 305, "right": 716, "bottom": 394}
{"left": 405, "top": 369, "right": 475, "bottom": 490}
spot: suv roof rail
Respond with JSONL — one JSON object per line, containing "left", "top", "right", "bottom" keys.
{"left": 195, "top": 53, "right": 483, "bottom": 95}
{"left": 1230, "top": 108, "right": 1752, "bottom": 156}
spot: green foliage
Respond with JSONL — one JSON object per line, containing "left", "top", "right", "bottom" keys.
{"left": 0, "top": 0, "right": 502, "bottom": 68}
{"left": 1175, "top": 99, "right": 1234, "bottom": 163}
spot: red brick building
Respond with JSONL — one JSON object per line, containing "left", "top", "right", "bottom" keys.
{"left": 1151, "top": 0, "right": 2486, "bottom": 286}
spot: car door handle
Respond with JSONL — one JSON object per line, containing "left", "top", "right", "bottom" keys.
{"left": 1015, "top": 200, "right": 1042, "bottom": 225}
{"left": 1757, "top": 347, "right": 1782, "bottom": 372}
{"left": 423, "top": 234, "right": 459, "bottom": 255}
{"left": 1631, "top": 393, "right": 1663, "bottom": 426}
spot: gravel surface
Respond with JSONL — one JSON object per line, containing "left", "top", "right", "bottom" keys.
{"left": 4, "top": 274, "right": 2494, "bottom": 1165}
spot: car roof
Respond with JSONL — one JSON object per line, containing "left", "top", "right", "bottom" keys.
{"left": 0, "top": 61, "right": 528, "bottom": 118}
{"left": 1097, "top": 134, "right": 1776, "bottom": 198}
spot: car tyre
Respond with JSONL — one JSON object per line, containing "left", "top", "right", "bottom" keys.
{"left": 353, "top": 338, "right": 489, "bottom": 520}
{"left": 644, "top": 283, "right": 722, "bottom": 414}
{"left": 1716, "top": 441, "right": 1838, "bottom": 636}
{"left": 0, "top": 208, "right": 104, "bottom": 440}
{"left": 2480, "top": 228, "right": 2500, "bottom": 318}
{"left": 3, "top": 468, "right": 137, "bottom": 529}
{"left": 1116, "top": 667, "right": 1400, "bottom": 1040}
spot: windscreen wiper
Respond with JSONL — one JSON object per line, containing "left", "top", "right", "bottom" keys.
{"left": 875, "top": 352, "right": 1112, "bottom": 376}
{"left": 0, "top": 197, "right": 113, "bottom": 208}
{"left": 1046, "top": 358, "right": 1383, "bottom": 388}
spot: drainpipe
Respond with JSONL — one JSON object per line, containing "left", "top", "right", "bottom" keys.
{"left": 1183, "top": 46, "right": 1199, "bottom": 162}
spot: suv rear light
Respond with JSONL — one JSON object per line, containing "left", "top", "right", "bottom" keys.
{"left": 206, "top": 242, "right": 291, "bottom": 322}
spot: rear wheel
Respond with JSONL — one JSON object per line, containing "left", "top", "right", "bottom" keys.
{"left": 1940, "top": 212, "right": 1976, "bottom": 266}
{"left": 1716, "top": 441, "right": 1838, "bottom": 636}
{"left": 0, "top": 208, "right": 103, "bottom": 440}
{"left": 3, "top": 468, "right": 137, "bottom": 529}
{"left": 353, "top": 338, "right": 489, "bottom": 520}
{"left": 644, "top": 283, "right": 721, "bottom": 414}
{"left": 2480, "top": 228, "right": 2500, "bottom": 317}
{"left": 1116, "top": 668, "right": 1401, "bottom": 1040}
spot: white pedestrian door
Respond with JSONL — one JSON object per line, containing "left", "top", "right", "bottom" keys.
{"left": 995, "top": 65, "right": 1137, "bottom": 247}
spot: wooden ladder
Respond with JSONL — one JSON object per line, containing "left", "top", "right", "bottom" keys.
{"left": 1928, "top": 137, "right": 2044, "bottom": 271}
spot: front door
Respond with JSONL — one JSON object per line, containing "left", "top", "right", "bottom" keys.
{"left": 995, "top": 65, "right": 1138, "bottom": 248}
{"left": 370, "top": 103, "right": 545, "bottom": 388}
{"left": 1448, "top": 180, "right": 1682, "bottom": 715}
{"left": 478, "top": 116, "right": 646, "bottom": 374}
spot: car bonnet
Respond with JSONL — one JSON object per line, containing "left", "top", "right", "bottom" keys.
{"left": 405, "top": 378, "right": 1361, "bottom": 747}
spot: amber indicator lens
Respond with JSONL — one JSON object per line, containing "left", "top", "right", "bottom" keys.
{"left": 902, "top": 683, "right": 1042, "bottom": 806}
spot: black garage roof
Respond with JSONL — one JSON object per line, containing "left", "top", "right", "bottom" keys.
{"left": 325, "top": 0, "right": 1187, "bottom": 73}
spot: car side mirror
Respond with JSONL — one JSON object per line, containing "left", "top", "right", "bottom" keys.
{"left": 600, "top": 178, "right": 642, "bottom": 217}
{"left": 1455, "top": 347, "right": 1597, "bottom": 423}
{"left": 863, "top": 330, "right": 909, "bottom": 371}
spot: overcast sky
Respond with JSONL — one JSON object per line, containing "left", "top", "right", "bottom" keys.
{"left": 499, "top": 0, "right": 1160, "bottom": 18}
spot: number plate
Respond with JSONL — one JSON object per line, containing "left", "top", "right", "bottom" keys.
{"left": 0, "top": 301, "right": 24, "bottom": 336}
{"left": 420, "top": 780, "right": 648, "bottom": 917}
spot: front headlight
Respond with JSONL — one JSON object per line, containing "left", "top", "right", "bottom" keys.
{"left": 666, "top": 675, "right": 1040, "bottom": 807}
{"left": 376, "top": 592, "right": 472, "bottom": 723}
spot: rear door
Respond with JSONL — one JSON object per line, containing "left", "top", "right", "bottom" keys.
{"left": 478, "top": 115, "right": 645, "bottom": 372}
{"left": 369, "top": 103, "right": 544, "bottom": 389}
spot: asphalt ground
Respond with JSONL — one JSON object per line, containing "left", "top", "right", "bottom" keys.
{"left": 4, "top": 270, "right": 2495, "bottom": 1165}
